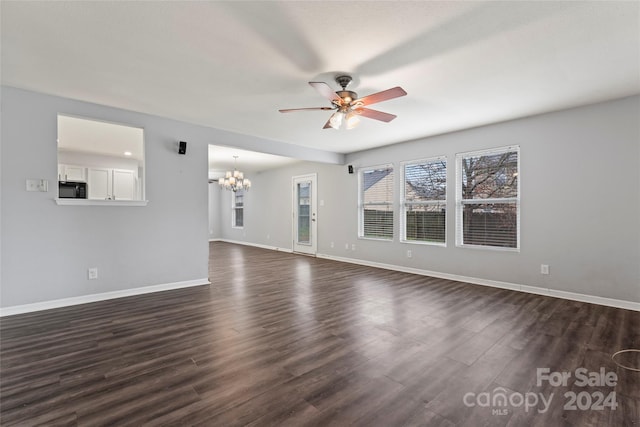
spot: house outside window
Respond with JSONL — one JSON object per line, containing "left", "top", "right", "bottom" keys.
{"left": 456, "top": 146, "right": 520, "bottom": 250}
{"left": 359, "top": 165, "right": 394, "bottom": 240}
{"left": 401, "top": 157, "right": 446, "bottom": 245}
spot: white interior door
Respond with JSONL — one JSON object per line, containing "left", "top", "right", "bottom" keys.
{"left": 293, "top": 174, "right": 317, "bottom": 255}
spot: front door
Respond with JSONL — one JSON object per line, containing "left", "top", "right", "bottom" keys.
{"left": 293, "top": 174, "right": 317, "bottom": 255}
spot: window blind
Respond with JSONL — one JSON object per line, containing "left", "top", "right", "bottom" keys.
{"left": 456, "top": 147, "right": 519, "bottom": 249}
{"left": 360, "top": 166, "right": 394, "bottom": 239}
{"left": 402, "top": 158, "right": 446, "bottom": 244}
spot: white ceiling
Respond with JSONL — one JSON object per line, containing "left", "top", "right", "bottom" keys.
{"left": 58, "top": 115, "right": 145, "bottom": 161}
{"left": 2, "top": 1, "right": 639, "bottom": 165}
{"left": 208, "top": 145, "right": 299, "bottom": 179}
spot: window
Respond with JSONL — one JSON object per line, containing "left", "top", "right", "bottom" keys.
{"left": 359, "top": 165, "right": 394, "bottom": 240}
{"left": 401, "top": 157, "right": 446, "bottom": 245}
{"left": 232, "top": 189, "right": 244, "bottom": 228}
{"left": 456, "top": 146, "right": 520, "bottom": 249}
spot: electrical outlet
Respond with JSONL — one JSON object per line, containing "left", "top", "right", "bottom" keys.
{"left": 330, "top": 241, "right": 334, "bottom": 248}
{"left": 88, "top": 268, "right": 98, "bottom": 280}
{"left": 351, "top": 244, "right": 356, "bottom": 251}
{"left": 345, "top": 243, "right": 349, "bottom": 250}
{"left": 407, "top": 250, "right": 412, "bottom": 258}
{"left": 540, "top": 264, "right": 550, "bottom": 275}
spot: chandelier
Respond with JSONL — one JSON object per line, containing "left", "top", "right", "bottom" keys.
{"left": 219, "top": 156, "right": 251, "bottom": 192}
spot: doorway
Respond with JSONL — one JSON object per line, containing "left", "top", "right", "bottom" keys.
{"left": 292, "top": 173, "right": 317, "bottom": 255}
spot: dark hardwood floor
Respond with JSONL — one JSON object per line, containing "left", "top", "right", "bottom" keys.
{"left": 1, "top": 241, "right": 638, "bottom": 426}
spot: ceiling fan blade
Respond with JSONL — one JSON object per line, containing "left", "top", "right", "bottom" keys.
{"left": 357, "top": 86, "right": 407, "bottom": 107}
{"left": 279, "top": 107, "right": 334, "bottom": 113}
{"left": 356, "top": 107, "right": 397, "bottom": 123}
{"left": 322, "top": 118, "right": 333, "bottom": 129}
{"left": 309, "top": 82, "right": 342, "bottom": 104}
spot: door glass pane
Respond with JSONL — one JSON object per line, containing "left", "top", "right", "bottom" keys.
{"left": 297, "top": 182, "right": 311, "bottom": 244}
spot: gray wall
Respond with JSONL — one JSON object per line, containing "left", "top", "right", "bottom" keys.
{"left": 218, "top": 162, "right": 352, "bottom": 251}
{"left": 216, "top": 96, "right": 640, "bottom": 303}
{"left": 0, "top": 86, "right": 342, "bottom": 308}
{"left": 3, "top": 86, "right": 638, "bottom": 308}
{"left": 1, "top": 88, "right": 209, "bottom": 307}
{"left": 208, "top": 182, "right": 222, "bottom": 240}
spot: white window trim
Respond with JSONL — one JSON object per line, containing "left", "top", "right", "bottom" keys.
{"left": 231, "top": 190, "right": 244, "bottom": 229}
{"left": 400, "top": 156, "right": 447, "bottom": 247}
{"left": 455, "top": 145, "right": 520, "bottom": 252}
{"left": 358, "top": 163, "right": 394, "bottom": 241}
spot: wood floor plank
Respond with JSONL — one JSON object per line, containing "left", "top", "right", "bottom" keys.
{"left": 1, "top": 241, "right": 638, "bottom": 426}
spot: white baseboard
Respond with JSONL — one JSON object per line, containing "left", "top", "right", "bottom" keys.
{"left": 214, "top": 239, "right": 293, "bottom": 253}
{"left": 317, "top": 253, "right": 640, "bottom": 312}
{"left": 0, "top": 278, "right": 210, "bottom": 317}
{"left": 5, "top": 246, "right": 636, "bottom": 316}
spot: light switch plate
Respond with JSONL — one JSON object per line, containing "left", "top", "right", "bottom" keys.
{"left": 26, "top": 179, "right": 48, "bottom": 192}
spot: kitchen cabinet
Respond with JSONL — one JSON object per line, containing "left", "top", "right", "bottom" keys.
{"left": 113, "top": 169, "right": 136, "bottom": 200}
{"left": 87, "top": 168, "right": 137, "bottom": 200}
{"left": 58, "top": 164, "right": 86, "bottom": 182}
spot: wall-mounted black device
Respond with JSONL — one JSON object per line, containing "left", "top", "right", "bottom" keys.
{"left": 179, "top": 141, "right": 187, "bottom": 155}
{"left": 348, "top": 165, "right": 354, "bottom": 174}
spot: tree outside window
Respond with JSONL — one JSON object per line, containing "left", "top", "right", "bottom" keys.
{"left": 457, "top": 147, "right": 520, "bottom": 249}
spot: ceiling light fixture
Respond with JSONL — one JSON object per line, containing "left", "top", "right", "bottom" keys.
{"left": 279, "top": 75, "right": 406, "bottom": 130}
{"left": 328, "top": 106, "right": 361, "bottom": 130}
{"left": 328, "top": 111, "right": 344, "bottom": 129}
{"left": 124, "top": 151, "right": 132, "bottom": 156}
{"left": 219, "top": 156, "right": 251, "bottom": 192}
{"left": 345, "top": 111, "right": 361, "bottom": 129}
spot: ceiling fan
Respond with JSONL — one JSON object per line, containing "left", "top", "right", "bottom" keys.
{"left": 279, "top": 75, "right": 407, "bottom": 130}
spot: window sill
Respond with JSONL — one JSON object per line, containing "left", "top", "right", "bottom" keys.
{"left": 358, "top": 236, "right": 394, "bottom": 242}
{"left": 455, "top": 243, "right": 520, "bottom": 253}
{"left": 401, "top": 239, "right": 447, "bottom": 247}
{"left": 55, "top": 199, "right": 149, "bottom": 207}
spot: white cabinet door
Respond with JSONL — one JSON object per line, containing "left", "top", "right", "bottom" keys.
{"left": 112, "top": 169, "right": 136, "bottom": 200}
{"left": 87, "top": 168, "right": 112, "bottom": 200}
{"left": 65, "top": 165, "right": 86, "bottom": 182}
{"left": 58, "top": 164, "right": 86, "bottom": 182}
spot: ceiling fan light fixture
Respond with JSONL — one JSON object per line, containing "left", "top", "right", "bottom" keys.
{"left": 329, "top": 111, "right": 344, "bottom": 129}
{"left": 280, "top": 75, "right": 406, "bottom": 130}
{"left": 345, "top": 111, "right": 360, "bottom": 129}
